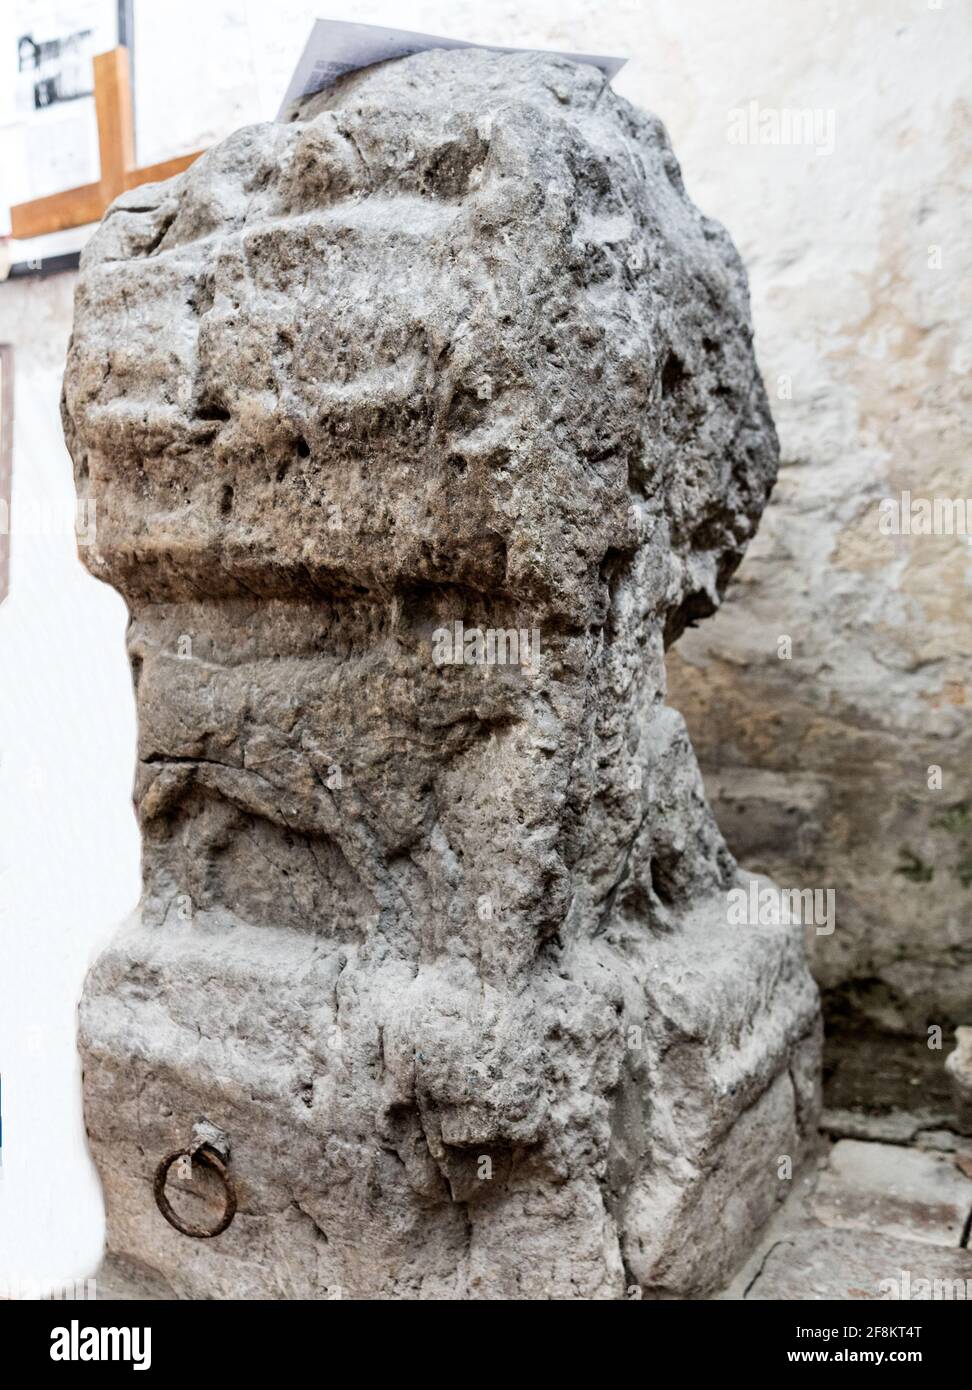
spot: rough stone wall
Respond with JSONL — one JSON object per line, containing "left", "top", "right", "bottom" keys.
{"left": 660, "top": 4, "right": 972, "bottom": 1040}
{"left": 63, "top": 49, "right": 819, "bottom": 1298}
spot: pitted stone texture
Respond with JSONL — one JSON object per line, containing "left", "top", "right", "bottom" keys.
{"left": 946, "top": 1028, "right": 972, "bottom": 1137}
{"left": 63, "top": 51, "right": 774, "bottom": 627}
{"left": 64, "top": 48, "right": 819, "bottom": 1299}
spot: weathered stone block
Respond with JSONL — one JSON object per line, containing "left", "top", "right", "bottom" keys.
{"left": 64, "top": 48, "right": 820, "bottom": 1299}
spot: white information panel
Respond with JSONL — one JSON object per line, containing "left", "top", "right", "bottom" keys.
{"left": 279, "top": 18, "right": 626, "bottom": 118}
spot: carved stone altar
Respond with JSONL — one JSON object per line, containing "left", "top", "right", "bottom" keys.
{"left": 63, "top": 48, "right": 820, "bottom": 1299}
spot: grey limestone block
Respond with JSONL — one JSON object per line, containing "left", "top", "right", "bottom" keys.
{"left": 63, "top": 47, "right": 820, "bottom": 1299}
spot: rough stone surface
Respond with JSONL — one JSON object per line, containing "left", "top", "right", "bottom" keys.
{"left": 811, "top": 1139, "right": 972, "bottom": 1247}
{"left": 660, "top": 1, "right": 972, "bottom": 1048}
{"left": 121, "top": 0, "right": 972, "bottom": 1091}
{"left": 94, "top": 1254, "right": 173, "bottom": 1302}
{"left": 63, "top": 48, "right": 820, "bottom": 1299}
{"left": 821, "top": 1030, "right": 958, "bottom": 1143}
{"left": 822, "top": 1110, "right": 955, "bottom": 1147}
{"left": 743, "top": 1229, "right": 972, "bottom": 1301}
{"left": 724, "top": 1134, "right": 972, "bottom": 1301}
{"left": 946, "top": 1027, "right": 972, "bottom": 1136}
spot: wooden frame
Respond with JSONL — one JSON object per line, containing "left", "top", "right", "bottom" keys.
{"left": 10, "top": 46, "right": 204, "bottom": 241}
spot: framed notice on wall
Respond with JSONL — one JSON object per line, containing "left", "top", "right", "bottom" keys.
{"left": 0, "top": 0, "right": 133, "bottom": 274}
{"left": 0, "top": 345, "right": 12, "bottom": 607}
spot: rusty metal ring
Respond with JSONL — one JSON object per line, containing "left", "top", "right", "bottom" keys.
{"left": 153, "top": 1144, "right": 237, "bottom": 1239}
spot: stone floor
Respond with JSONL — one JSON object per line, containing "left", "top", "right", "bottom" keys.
{"left": 720, "top": 1027, "right": 972, "bottom": 1300}
{"left": 722, "top": 1116, "right": 972, "bottom": 1300}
